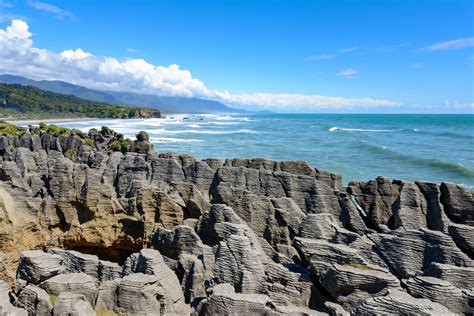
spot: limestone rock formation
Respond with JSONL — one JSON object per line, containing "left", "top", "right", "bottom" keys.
{"left": 52, "top": 293, "right": 95, "bottom": 316}
{"left": 0, "top": 280, "right": 27, "bottom": 315}
{"left": 16, "top": 250, "right": 64, "bottom": 285}
{"left": 404, "top": 275, "right": 471, "bottom": 314}
{"left": 354, "top": 289, "right": 455, "bottom": 315}
{"left": 194, "top": 283, "right": 275, "bottom": 315}
{"left": 39, "top": 273, "right": 97, "bottom": 304}
{"left": 15, "top": 285, "right": 53, "bottom": 315}
{"left": 0, "top": 129, "right": 473, "bottom": 314}
{"left": 319, "top": 263, "right": 400, "bottom": 311}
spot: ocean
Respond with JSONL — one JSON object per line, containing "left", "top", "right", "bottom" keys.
{"left": 39, "top": 114, "right": 474, "bottom": 189}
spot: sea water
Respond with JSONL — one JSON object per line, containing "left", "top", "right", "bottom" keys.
{"left": 42, "top": 114, "right": 474, "bottom": 189}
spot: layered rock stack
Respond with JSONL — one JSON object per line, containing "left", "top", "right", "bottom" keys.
{"left": 0, "top": 128, "right": 472, "bottom": 315}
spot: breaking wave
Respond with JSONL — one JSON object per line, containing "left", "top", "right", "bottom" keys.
{"left": 329, "top": 127, "right": 395, "bottom": 132}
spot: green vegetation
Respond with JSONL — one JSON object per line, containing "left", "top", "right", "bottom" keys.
{"left": 49, "top": 293, "right": 58, "bottom": 305}
{"left": 84, "top": 138, "right": 94, "bottom": 147}
{"left": 107, "top": 139, "right": 131, "bottom": 153}
{"left": 120, "top": 139, "right": 130, "bottom": 151}
{"left": 0, "top": 122, "right": 139, "bottom": 156}
{"left": 0, "top": 83, "right": 161, "bottom": 119}
{"left": 107, "top": 140, "right": 122, "bottom": 152}
{"left": 349, "top": 262, "right": 373, "bottom": 271}
{"left": 100, "top": 126, "right": 113, "bottom": 136}
{"left": 64, "top": 149, "right": 77, "bottom": 159}
{"left": 0, "top": 120, "right": 23, "bottom": 135}
{"left": 35, "top": 122, "right": 85, "bottom": 137}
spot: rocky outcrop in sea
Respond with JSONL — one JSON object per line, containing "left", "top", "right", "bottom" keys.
{"left": 0, "top": 127, "right": 472, "bottom": 315}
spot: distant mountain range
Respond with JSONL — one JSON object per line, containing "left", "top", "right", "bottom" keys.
{"left": 0, "top": 83, "right": 161, "bottom": 119}
{"left": 0, "top": 74, "right": 243, "bottom": 114}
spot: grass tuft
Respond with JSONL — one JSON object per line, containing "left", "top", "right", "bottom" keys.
{"left": 49, "top": 293, "right": 58, "bottom": 305}
{"left": 95, "top": 308, "right": 119, "bottom": 316}
{"left": 349, "top": 262, "right": 373, "bottom": 270}
{"left": 64, "top": 149, "right": 77, "bottom": 159}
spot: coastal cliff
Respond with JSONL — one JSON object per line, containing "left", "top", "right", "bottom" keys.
{"left": 0, "top": 126, "right": 472, "bottom": 315}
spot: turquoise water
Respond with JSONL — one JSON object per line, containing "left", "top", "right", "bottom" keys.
{"left": 43, "top": 114, "right": 474, "bottom": 188}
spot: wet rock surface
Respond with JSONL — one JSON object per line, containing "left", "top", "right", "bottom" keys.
{"left": 0, "top": 132, "right": 473, "bottom": 314}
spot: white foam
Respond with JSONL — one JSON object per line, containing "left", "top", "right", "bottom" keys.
{"left": 184, "top": 129, "right": 259, "bottom": 135}
{"left": 150, "top": 137, "right": 203, "bottom": 143}
{"left": 146, "top": 128, "right": 259, "bottom": 135}
{"left": 186, "top": 124, "right": 203, "bottom": 128}
{"left": 208, "top": 121, "right": 239, "bottom": 125}
{"left": 329, "top": 127, "right": 394, "bottom": 132}
{"left": 212, "top": 115, "right": 254, "bottom": 122}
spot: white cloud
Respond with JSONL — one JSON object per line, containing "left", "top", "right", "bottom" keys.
{"left": 28, "top": 1, "right": 74, "bottom": 20}
{"left": 424, "top": 37, "right": 474, "bottom": 51}
{"left": 0, "top": 19, "right": 400, "bottom": 111}
{"left": 443, "top": 100, "right": 474, "bottom": 110}
{"left": 0, "top": 19, "right": 31, "bottom": 39}
{"left": 0, "top": 13, "right": 28, "bottom": 22}
{"left": 214, "top": 91, "right": 398, "bottom": 111}
{"left": 304, "top": 54, "right": 336, "bottom": 61}
{"left": 0, "top": 19, "right": 32, "bottom": 52}
{"left": 60, "top": 48, "right": 92, "bottom": 60}
{"left": 127, "top": 48, "right": 140, "bottom": 54}
{"left": 339, "top": 46, "right": 358, "bottom": 53}
{"left": 306, "top": 47, "right": 358, "bottom": 62}
{"left": 337, "top": 68, "right": 358, "bottom": 78}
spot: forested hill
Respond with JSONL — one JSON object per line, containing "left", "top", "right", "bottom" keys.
{"left": 0, "top": 74, "right": 243, "bottom": 113}
{"left": 0, "top": 83, "right": 161, "bottom": 119}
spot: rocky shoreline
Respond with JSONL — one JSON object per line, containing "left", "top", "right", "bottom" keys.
{"left": 0, "top": 126, "right": 472, "bottom": 315}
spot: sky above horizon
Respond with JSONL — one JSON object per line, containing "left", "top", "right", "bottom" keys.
{"left": 0, "top": 0, "right": 473, "bottom": 113}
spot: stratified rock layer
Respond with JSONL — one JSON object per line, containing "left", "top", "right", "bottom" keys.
{"left": 0, "top": 132, "right": 473, "bottom": 314}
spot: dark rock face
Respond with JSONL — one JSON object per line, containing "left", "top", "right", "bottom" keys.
{"left": 136, "top": 131, "right": 150, "bottom": 142}
{"left": 0, "top": 134, "right": 472, "bottom": 314}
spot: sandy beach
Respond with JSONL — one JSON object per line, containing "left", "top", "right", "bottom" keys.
{"left": 5, "top": 117, "right": 97, "bottom": 126}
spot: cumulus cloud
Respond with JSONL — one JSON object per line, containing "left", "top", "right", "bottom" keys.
{"left": 0, "top": 19, "right": 31, "bottom": 39}
{"left": 60, "top": 48, "right": 92, "bottom": 60}
{"left": 337, "top": 68, "right": 358, "bottom": 78}
{"left": 0, "top": 19, "right": 400, "bottom": 111}
{"left": 424, "top": 37, "right": 474, "bottom": 51}
{"left": 28, "top": 1, "right": 74, "bottom": 20}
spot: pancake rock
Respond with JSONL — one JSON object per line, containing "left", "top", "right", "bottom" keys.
{"left": 0, "top": 129, "right": 473, "bottom": 314}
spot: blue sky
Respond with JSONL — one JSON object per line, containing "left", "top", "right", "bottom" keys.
{"left": 0, "top": 0, "right": 473, "bottom": 113}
